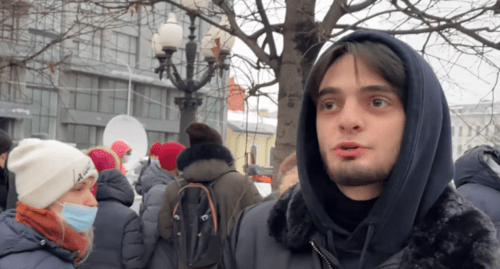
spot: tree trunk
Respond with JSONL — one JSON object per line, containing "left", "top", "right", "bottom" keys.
{"left": 272, "top": 0, "right": 321, "bottom": 190}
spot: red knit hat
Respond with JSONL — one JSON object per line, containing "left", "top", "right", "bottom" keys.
{"left": 158, "top": 142, "right": 185, "bottom": 171}
{"left": 149, "top": 141, "right": 162, "bottom": 156}
{"left": 86, "top": 147, "right": 120, "bottom": 174}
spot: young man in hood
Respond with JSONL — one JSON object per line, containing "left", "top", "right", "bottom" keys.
{"left": 220, "top": 31, "right": 500, "bottom": 269}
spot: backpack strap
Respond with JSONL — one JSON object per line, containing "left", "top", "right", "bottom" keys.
{"left": 173, "top": 183, "right": 219, "bottom": 233}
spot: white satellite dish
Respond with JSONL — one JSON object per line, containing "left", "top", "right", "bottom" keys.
{"left": 103, "top": 115, "right": 148, "bottom": 176}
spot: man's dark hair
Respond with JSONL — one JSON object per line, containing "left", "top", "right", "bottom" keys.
{"left": 309, "top": 41, "right": 406, "bottom": 105}
{"left": 0, "top": 130, "right": 12, "bottom": 154}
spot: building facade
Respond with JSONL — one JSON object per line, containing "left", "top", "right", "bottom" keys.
{"left": 225, "top": 78, "right": 277, "bottom": 173}
{"left": 450, "top": 101, "right": 500, "bottom": 160}
{"left": 0, "top": 0, "right": 229, "bottom": 150}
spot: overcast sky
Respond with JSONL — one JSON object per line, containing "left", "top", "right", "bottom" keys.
{"left": 229, "top": 0, "right": 500, "bottom": 112}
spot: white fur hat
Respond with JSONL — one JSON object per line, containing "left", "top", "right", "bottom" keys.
{"left": 9, "top": 138, "right": 98, "bottom": 208}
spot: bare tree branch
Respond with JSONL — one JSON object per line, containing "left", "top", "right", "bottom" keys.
{"left": 255, "top": 0, "right": 278, "bottom": 58}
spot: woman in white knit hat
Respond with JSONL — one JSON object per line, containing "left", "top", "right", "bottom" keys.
{"left": 0, "top": 138, "right": 99, "bottom": 268}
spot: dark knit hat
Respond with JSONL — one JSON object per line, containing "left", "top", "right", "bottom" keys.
{"left": 0, "top": 130, "right": 12, "bottom": 154}
{"left": 185, "top": 122, "right": 222, "bottom": 146}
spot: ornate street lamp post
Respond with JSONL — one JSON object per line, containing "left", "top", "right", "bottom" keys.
{"left": 153, "top": 0, "right": 235, "bottom": 146}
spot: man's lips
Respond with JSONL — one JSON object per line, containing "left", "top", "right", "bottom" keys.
{"left": 333, "top": 141, "right": 366, "bottom": 157}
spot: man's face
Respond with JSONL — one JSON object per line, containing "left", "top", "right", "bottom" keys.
{"left": 316, "top": 54, "right": 405, "bottom": 191}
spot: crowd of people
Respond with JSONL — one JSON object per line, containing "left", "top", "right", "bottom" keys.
{"left": 1, "top": 30, "right": 500, "bottom": 269}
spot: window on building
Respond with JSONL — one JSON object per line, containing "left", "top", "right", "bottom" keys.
{"left": 486, "top": 125, "right": 490, "bottom": 136}
{"left": 0, "top": 3, "right": 23, "bottom": 41}
{"left": 29, "top": 0, "right": 62, "bottom": 33}
{"left": 25, "top": 31, "right": 61, "bottom": 86}
{"left": 451, "top": 126, "right": 455, "bottom": 137}
{"left": 468, "top": 126, "right": 472, "bottom": 136}
{"left": 66, "top": 74, "right": 99, "bottom": 112}
{"left": 65, "top": 124, "right": 102, "bottom": 150}
{"left": 0, "top": 67, "right": 25, "bottom": 103}
{"left": 99, "top": 78, "right": 130, "bottom": 114}
{"left": 133, "top": 85, "right": 168, "bottom": 119}
{"left": 73, "top": 27, "right": 102, "bottom": 61}
{"left": 146, "top": 131, "right": 176, "bottom": 147}
{"left": 458, "top": 144, "right": 462, "bottom": 154}
{"left": 476, "top": 125, "right": 481, "bottom": 135}
{"left": 23, "top": 88, "right": 58, "bottom": 138}
{"left": 459, "top": 126, "right": 463, "bottom": 137}
{"left": 109, "top": 32, "right": 137, "bottom": 67}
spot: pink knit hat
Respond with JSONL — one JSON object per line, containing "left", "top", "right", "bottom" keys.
{"left": 149, "top": 141, "right": 162, "bottom": 157}
{"left": 158, "top": 142, "right": 185, "bottom": 171}
{"left": 86, "top": 147, "right": 120, "bottom": 174}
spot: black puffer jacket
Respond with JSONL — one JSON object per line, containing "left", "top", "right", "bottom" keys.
{"left": 221, "top": 30, "right": 500, "bottom": 269}
{"left": 79, "top": 169, "right": 144, "bottom": 269}
{"left": 454, "top": 145, "right": 500, "bottom": 241}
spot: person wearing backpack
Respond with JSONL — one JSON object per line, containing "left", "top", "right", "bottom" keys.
{"left": 158, "top": 122, "right": 262, "bottom": 269}
{"left": 141, "top": 141, "right": 185, "bottom": 269}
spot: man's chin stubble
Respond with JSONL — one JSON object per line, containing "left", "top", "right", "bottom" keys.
{"left": 322, "top": 157, "right": 389, "bottom": 187}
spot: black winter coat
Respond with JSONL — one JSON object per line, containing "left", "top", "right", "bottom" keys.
{"left": 222, "top": 185, "right": 500, "bottom": 269}
{"left": 79, "top": 169, "right": 144, "bottom": 269}
{"left": 454, "top": 145, "right": 500, "bottom": 241}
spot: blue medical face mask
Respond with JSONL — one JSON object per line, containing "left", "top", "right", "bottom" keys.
{"left": 150, "top": 160, "right": 159, "bottom": 165}
{"left": 60, "top": 203, "right": 98, "bottom": 233}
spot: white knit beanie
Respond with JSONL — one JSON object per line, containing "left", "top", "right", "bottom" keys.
{"left": 9, "top": 138, "right": 98, "bottom": 208}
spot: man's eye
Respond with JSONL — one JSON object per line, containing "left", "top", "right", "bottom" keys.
{"left": 319, "top": 101, "right": 337, "bottom": 111}
{"left": 372, "top": 98, "right": 388, "bottom": 108}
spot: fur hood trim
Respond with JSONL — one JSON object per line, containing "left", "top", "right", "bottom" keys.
{"left": 268, "top": 185, "right": 500, "bottom": 267}
{"left": 177, "top": 143, "right": 235, "bottom": 182}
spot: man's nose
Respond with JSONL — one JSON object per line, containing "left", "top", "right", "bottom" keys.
{"left": 338, "top": 100, "right": 363, "bottom": 132}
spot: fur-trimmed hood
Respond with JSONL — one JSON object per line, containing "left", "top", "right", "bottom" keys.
{"left": 268, "top": 184, "right": 500, "bottom": 268}
{"left": 176, "top": 143, "right": 235, "bottom": 182}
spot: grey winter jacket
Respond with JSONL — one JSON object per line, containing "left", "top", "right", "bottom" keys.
{"left": 135, "top": 162, "right": 175, "bottom": 196}
{"left": 139, "top": 164, "right": 177, "bottom": 269}
{"left": 135, "top": 162, "right": 175, "bottom": 215}
{"left": 0, "top": 209, "right": 77, "bottom": 269}
{"left": 79, "top": 169, "right": 144, "bottom": 269}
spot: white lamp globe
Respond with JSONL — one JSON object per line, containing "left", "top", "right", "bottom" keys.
{"left": 151, "top": 33, "right": 165, "bottom": 56}
{"left": 157, "top": 13, "right": 183, "bottom": 48}
{"left": 210, "top": 16, "right": 235, "bottom": 51}
{"left": 181, "top": 0, "right": 206, "bottom": 11}
{"left": 201, "top": 32, "right": 216, "bottom": 58}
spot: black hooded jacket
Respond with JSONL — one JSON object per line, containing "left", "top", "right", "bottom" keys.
{"left": 79, "top": 169, "right": 144, "bottom": 269}
{"left": 220, "top": 31, "right": 500, "bottom": 269}
{"left": 454, "top": 145, "right": 500, "bottom": 240}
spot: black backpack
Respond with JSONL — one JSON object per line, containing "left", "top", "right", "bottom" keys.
{"left": 172, "top": 170, "right": 235, "bottom": 268}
